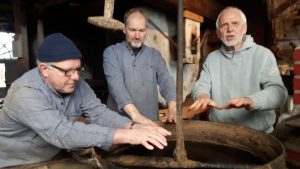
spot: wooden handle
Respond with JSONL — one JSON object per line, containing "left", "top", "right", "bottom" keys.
{"left": 104, "top": 0, "right": 114, "bottom": 18}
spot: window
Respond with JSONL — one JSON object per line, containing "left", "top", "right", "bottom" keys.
{"left": 0, "top": 32, "right": 16, "bottom": 87}
{"left": 0, "top": 32, "right": 15, "bottom": 59}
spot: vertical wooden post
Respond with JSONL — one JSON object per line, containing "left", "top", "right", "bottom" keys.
{"left": 173, "top": 0, "right": 187, "bottom": 163}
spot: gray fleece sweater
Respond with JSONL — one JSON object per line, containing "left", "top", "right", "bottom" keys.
{"left": 191, "top": 35, "right": 288, "bottom": 133}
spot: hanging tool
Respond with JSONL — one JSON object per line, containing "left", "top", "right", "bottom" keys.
{"left": 88, "top": 0, "right": 124, "bottom": 30}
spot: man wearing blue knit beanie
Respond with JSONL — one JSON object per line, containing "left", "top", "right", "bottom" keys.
{"left": 37, "top": 33, "right": 82, "bottom": 62}
{"left": 0, "top": 33, "right": 171, "bottom": 168}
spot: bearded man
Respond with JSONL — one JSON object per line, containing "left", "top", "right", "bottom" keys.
{"left": 103, "top": 8, "right": 176, "bottom": 125}
{"left": 189, "top": 7, "right": 287, "bottom": 133}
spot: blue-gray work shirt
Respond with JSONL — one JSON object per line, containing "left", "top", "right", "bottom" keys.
{"left": 103, "top": 42, "right": 176, "bottom": 120}
{"left": 0, "top": 67, "right": 130, "bottom": 168}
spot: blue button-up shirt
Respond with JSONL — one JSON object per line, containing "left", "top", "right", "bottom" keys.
{"left": 103, "top": 42, "right": 176, "bottom": 120}
{"left": 0, "top": 67, "right": 130, "bottom": 168}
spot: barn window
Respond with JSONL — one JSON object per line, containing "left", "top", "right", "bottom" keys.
{"left": 0, "top": 31, "right": 16, "bottom": 88}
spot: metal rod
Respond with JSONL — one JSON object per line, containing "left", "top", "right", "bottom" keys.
{"left": 173, "top": 0, "right": 187, "bottom": 163}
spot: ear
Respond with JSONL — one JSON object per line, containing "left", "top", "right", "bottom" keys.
{"left": 39, "top": 63, "right": 49, "bottom": 78}
{"left": 123, "top": 29, "right": 126, "bottom": 34}
{"left": 242, "top": 24, "right": 247, "bottom": 35}
{"left": 216, "top": 29, "right": 221, "bottom": 39}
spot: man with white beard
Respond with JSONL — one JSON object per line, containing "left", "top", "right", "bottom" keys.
{"left": 188, "top": 7, "right": 287, "bottom": 133}
{"left": 103, "top": 8, "right": 176, "bottom": 125}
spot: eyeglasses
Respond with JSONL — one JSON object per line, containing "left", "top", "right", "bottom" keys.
{"left": 50, "top": 64, "right": 81, "bottom": 77}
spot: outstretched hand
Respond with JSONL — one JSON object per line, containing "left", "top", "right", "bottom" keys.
{"left": 114, "top": 123, "right": 172, "bottom": 150}
{"left": 186, "top": 94, "right": 222, "bottom": 118}
{"left": 223, "top": 97, "right": 254, "bottom": 109}
{"left": 186, "top": 95, "right": 254, "bottom": 118}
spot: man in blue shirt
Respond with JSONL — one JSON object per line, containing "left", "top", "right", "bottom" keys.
{"left": 0, "top": 33, "right": 171, "bottom": 168}
{"left": 103, "top": 8, "right": 176, "bottom": 124}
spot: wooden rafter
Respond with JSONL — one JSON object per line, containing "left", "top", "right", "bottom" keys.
{"left": 269, "top": 0, "right": 299, "bottom": 19}
{"left": 0, "top": 4, "right": 12, "bottom": 11}
{"left": 132, "top": 0, "right": 224, "bottom": 21}
{"left": 183, "top": 0, "right": 224, "bottom": 21}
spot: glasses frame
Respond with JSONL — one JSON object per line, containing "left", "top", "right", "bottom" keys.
{"left": 50, "top": 64, "right": 81, "bottom": 77}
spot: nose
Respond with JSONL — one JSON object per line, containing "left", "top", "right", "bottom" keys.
{"left": 71, "top": 70, "right": 80, "bottom": 81}
{"left": 134, "top": 31, "right": 140, "bottom": 39}
{"left": 227, "top": 24, "right": 233, "bottom": 32}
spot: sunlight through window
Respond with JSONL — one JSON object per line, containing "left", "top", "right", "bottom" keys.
{"left": 0, "top": 32, "right": 15, "bottom": 87}
{"left": 0, "top": 32, "right": 15, "bottom": 59}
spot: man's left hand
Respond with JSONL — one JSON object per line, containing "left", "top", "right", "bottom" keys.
{"left": 223, "top": 97, "right": 254, "bottom": 109}
{"left": 161, "top": 101, "right": 176, "bottom": 123}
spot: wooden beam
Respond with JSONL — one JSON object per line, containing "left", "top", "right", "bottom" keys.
{"left": 44, "top": 0, "right": 72, "bottom": 8}
{"left": 292, "top": 15, "right": 300, "bottom": 25}
{"left": 183, "top": 0, "right": 224, "bottom": 21}
{"left": 269, "top": 0, "right": 298, "bottom": 19}
{"left": 12, "top": 0, "right": 22, "bottom": 34}
{"left": 138, "top": 0, "right": 178, "bottom": 14}
{"left": 0, "top": 4, "right": 12, "bottom": 11}
{"left": 133, "top": 0, "right": 224, "bottom": 21}
{"left": 33, "top": 0, "right": 73, "bottom": 11}
{"left": 292, "top": 15, "right": 300, "bottom": 21}
{"left": 183, "top": 10, "right": 204, "bottom": 23}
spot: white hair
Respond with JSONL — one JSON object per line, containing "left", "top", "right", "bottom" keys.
{"left": 36, "top": 60, "right": 54, "bottom": 66}
{"left": 215, "top": 7, "right": 247, "bottom": 29}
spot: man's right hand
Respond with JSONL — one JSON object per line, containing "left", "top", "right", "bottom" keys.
{"left": 113, "top": 124, "right": 171, "bottom": 150}
{"left": 124, "top": 104, "right": 156, "bottom": 125}
{"left": 131, "top": 112, "right": 156, "bottom": 125}
{"left": 186, "top": 93, "right": 222, "bottom": 118}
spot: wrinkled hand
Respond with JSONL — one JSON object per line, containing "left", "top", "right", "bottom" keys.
{"left": 186, "top": 94, "right": 222, "bottom": 118}
{"left": 127, "top": 124, "right": 172, "bottom": 150}
{"left": 160, "top": 109, "right": 176, "bottom": 123}
{"left": 161, "top": 101, "right": 176, "bottom": 123}
{"left": 223, "top": 97, "right": 254, "bottom": 109}
{"left": 124, "top": 104, "right": 157, "bottom": 126}
{"left": 131, "top": 113, "right": 157, "bottom": 126}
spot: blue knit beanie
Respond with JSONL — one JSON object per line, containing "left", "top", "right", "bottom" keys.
{"left": 37, "top": 33, "right": 82, "bottom": 62}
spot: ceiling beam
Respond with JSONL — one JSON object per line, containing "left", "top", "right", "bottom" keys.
{"left": 183, "top": 0, "right": 224, "bottom": 21}
{"left": 33, "top": 0, "right": 72, "bottom": 11}
{"left": 0, "top": 4, "right": 12, "bottom": 11}
{"left": 269, "top": 0, "right": 298, "bottom": 19}
{"left": 130, "top": 0, "right": 224, "bottom": 21}
{"left": 43, "top": 0, "right": 72, "bottom": 8}
{"left": 292, "top": 15, "right": 300, "bottom": 25}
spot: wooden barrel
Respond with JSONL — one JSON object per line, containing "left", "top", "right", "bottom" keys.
{"left": 107, "top": 120, "right": 286, "bottom": 169}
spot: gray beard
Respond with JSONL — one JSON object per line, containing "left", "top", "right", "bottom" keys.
{"left": 130, "top": 42, "right": 142, "bottom": 48}
{"left": 222, "top": 35, "right": 245, "bottom": 47}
